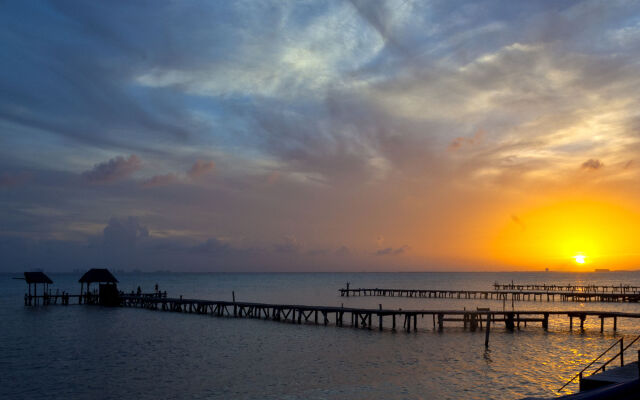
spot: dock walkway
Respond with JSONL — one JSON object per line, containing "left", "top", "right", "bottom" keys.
{"left": 118, "top": 295, "right": 640, "bottom": 334}
{"left": 494, "top": 283, "right": 640, "bottom": 294}
{"left": 339, "top": 287, "right": 640, "bottom": 303}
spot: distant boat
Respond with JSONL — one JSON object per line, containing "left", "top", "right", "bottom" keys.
{"left": 594, "top": 268, "right": 610, "bottom": 272}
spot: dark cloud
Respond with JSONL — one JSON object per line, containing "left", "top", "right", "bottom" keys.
{"left": 101, "top": 216, "right": 149, "bottom": 268}
{"left": 192, "top": 238, "right": 232, "bottom": 254}
{"left": 0, "top": 172, "right": 30, "bottom": 188}
{"left": 273, "top": 235, "right": 301, "bottom": 254}
{"left": 187, "top": 160, "right": 215, "bottom": 179}
{"left": 83, "top": 155, "right": 141, "bottom": 183}
{"left": 581, "top": 159, "right": 604, "bottom": 170}
{"left": 0, "top": 1, "right": 211, "bottom": 156}
{"left": 142, "top": 173, "right": 177, "bottom": 188}
{"left": 103, "top": 216, "right": 149, "bottom": 246}
{"left": 306, "top": 248, "right": 329, "bottom": 256}
{"left": 375, "top": 245, "right": 408, "bottom": 256}
{"left": 348, "top": 0, "right": 408, "bottom": 56}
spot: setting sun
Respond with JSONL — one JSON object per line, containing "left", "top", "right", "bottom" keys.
{"left": 491, "top": 199, "right": 640, "bottom": 270}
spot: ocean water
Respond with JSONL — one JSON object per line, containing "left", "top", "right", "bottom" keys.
{"left": 2, "top": 271, "right": 640, "bottom": 399}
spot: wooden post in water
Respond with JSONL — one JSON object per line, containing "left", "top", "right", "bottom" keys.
{"left": 485, "top": 313, "right": 491, "bottom": 348}
{"left": 470, "top": 313, "right": 478, "bottom": 332}
{"left": 506, "top": 312, "right": 514, "bottom": 331}
{"left": 379, "top": 304, "right": 383, "bottom": 331}
{"left": 569, "top": 315, "right": 573, "bottom": 330}
{"left": 232, "top": 291, "right": 237, "bottom": 317}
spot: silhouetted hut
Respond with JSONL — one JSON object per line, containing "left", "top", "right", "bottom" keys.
{"left": 23, "top": 271, "right": 53, "bottom": 305}
{"left": 78, "top": 268, "right": 119, "bottom": 305}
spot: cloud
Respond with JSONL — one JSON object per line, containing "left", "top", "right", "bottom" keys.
{"left": 511, "top": 214, "right": 526, "bottom": 231}
{"left": 375, "top": 245, "right": 408, "bottom": 256}
{"left": 335, "top": 245, "right": 351, "bottom": 256}
{"left": 187, "top": 160, "right": 215, "bottom": 179}
{"left": 192, "top": 238, "right": 232, "bottom": 254}
{"left": 581, "top": 159, "right": 604, "bottom": 170}
{"left": 3, "top": 1, "right": 640, "bottom": 273}
{"left": 83, "top": 155, "right": 141, "bottom": 183}
{"left": 449, "top": 130, "right": 486, "bottom": 151}
{"left": 0, "top": 172, "right": 30, "bottom": 188}
{"left": 101, "top": 216, "right": 149, "bottom": 267}
{"left": 103, "top": 216, "right": 149, "bottom": 246}
{"left": 142, "top": 173, "right": 178, "bottom": 188}
{"left": 274, "top": 235, "right": 301, "bottom": 254}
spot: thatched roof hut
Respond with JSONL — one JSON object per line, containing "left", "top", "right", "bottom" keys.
{"left": 79, "top": 268, "right": 118, "bottom": 284}
{"left": 24, "top": 271, "right": 53, "bottom": 284}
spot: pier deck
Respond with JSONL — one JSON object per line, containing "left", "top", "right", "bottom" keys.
{"left": 493, "top": 283, "right": 640, "bottom": 294}
{"left": 118, "top": 295, "right": 640, "bottom": 334}
{"left": 339, "top": 287, "right": 640, "bottom": 303}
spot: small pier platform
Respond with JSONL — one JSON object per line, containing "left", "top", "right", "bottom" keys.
{"left": 339, "top": 287, "right": 640, "bottom": 303}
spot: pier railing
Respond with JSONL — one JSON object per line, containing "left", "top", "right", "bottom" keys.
{"left": 590, "top": 333, "right": 640, "bottom": 375}
{"left": 558, "top": 333, "right": 640, "bottom": 392}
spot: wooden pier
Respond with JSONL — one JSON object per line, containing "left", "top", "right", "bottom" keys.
{"left": 118, "top": 294, "right": 640, "bottom": 335}
{"left": 493, "top": 282, "right": 640, "bottom": 294}
{"left": 339, "top": 287, "right": 640, "bottom": 303}
{"left": 24, "top": 291, "right": 166, "bottom": 306}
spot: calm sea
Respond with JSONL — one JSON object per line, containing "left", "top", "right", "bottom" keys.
{"left": 2, "top": 271, "right": 640, "bottom": 399}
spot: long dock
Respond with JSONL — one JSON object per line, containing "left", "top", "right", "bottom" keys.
{"left": 494, "top": 283, "right": 640, "bottom": 294}
{"left": 118, "top": 294, "right": 640, "bottom": 334}
{"left": 339, "top": 287, "right": 640, "bottom": 303}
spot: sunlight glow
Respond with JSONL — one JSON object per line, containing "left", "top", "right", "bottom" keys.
{"left": 490, "top": 199, "right": 640, "bottom": 270}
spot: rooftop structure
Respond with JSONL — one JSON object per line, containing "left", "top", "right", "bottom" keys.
{"left": 78, "top": 268, "right": 119, "bottom": 284}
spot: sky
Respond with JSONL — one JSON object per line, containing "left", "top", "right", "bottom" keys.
{"left": 2, "top": 0, "right": 640, "bottom": 272}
